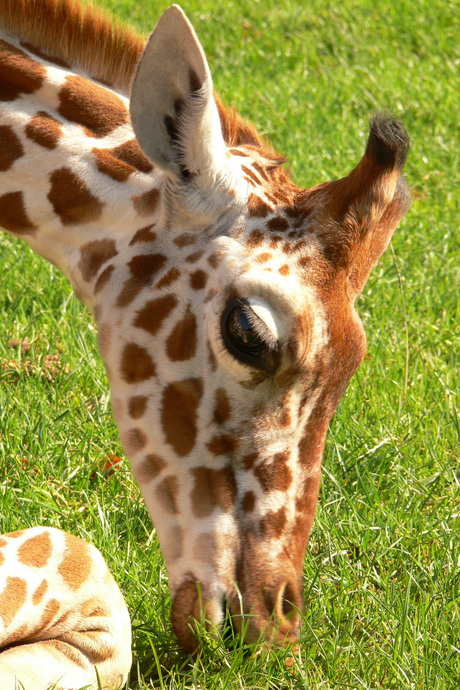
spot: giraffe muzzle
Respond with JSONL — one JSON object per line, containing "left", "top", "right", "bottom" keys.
{"left": 228, "top": 577, "right": 302, "bottom": 647}
{"left": 170, "top": 575, "right": 302, "bottom": 652}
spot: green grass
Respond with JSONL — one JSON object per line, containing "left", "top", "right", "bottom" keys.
{"left": 1, "top": 0, "right": 459, "bottom": 687}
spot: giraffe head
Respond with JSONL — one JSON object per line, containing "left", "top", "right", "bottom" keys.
{"left": 90, "top": 6, "right": 410, "bottom": 651}
{"left": 0, "top": 2, "right": 410, "bottom": 652}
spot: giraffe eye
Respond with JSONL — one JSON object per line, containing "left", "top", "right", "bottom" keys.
{"left": 221, "top": 298, "right": 280, "bottom": 372}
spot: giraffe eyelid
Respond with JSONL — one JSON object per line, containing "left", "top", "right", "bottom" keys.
{"left": 220, "top": 298, "right": 280, "bottom": 373}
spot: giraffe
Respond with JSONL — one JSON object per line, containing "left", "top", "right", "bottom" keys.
{"left": 0, "top": 527, "right": 131, "bottom": 689}
{"left": 0, "top": 0, "right": 411, "bottom": 663}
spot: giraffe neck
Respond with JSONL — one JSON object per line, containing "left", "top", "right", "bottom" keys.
{"left": 0, "top": 31, "right": 166, "bottom": 307}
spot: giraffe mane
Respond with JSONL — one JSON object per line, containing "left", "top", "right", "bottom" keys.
{"left": 0, "top": 0, "right": 144, "bottom": 92}
{"left": 0, "top": 0, "right": 289, "bottom": 174}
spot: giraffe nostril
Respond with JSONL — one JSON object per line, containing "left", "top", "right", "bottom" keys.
{"left": 278, "top": 581, "right": 299, "bottom": 623}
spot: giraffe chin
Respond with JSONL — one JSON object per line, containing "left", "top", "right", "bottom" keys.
{"left": 170, "top": 580, "right": 220, "bottom": 654}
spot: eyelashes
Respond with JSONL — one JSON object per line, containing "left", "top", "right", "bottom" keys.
{"left": 220, "top": 298, "right": 280, "bottom": 373}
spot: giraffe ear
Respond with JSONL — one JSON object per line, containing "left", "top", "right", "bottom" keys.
{"left": 130, "top": 5, "right": 226, "bottom": 182}
{"left": 302, "top": 117, "right": 411, "bottom": 300}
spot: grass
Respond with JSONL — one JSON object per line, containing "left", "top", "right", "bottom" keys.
{"left": 0, "top": 0, "right": 459, "bottom": 687}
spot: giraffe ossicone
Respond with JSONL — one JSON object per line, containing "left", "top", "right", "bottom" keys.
{"left": 0, "top": 0, "right": 410, "bottom": 675}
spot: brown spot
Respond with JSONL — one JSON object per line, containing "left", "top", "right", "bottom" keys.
{"left": 117, "top": 254, "right": 167, "bottom": 306}
{"left": 190, "top": 269, "right": 207, "bottom": 290}
{"left": 93, "top": 147, "right": 136, "bottom": 182}
{"left": 155, "top": 267, "right": 181, "bottom": 289}
{"left": 129, "top": 225, "right": 157, "bottom": 245}
{"left": 156, "top": 475, "right": 179, "bottom": 515}
{"left": 193, "top": 532, "right": 216, "bottom": 565}
{"left": 109, "top": 138, "right": 153, "bottom": 173}
{"left": 18, "top": 531, "right": 52, "bottom": 568}
{"left": 254, "top": 453, "right": 292, "bottom": 493}
{"left": 161, "top": 378, "right": 203, "bottom": 457}
{"left": 190, "top": 466, "right": 237, "bottom": 517}
{"left": 128, "top": 395, "right": 148, "bottom": 419}
{"left": 32, "top": 579, "right": 48, "bottom": 605}
{"left": 120, "top": 343, "right": 156, "bottom": 383}
{"left": 48, "top": 167, "right": 104, "bottom": 225}
{"left": 58, "top": 534, "right": 92, "bottom": 590}
{"left": 122, "top": 427, "right": 147, "bottom": 454}
{"left": 25, "top": 111, "right": 63, "bottom": 150}
{"left": 162, "top": 526, "right": 183, "bottom": 563}
{"left": 0, "top": 40, "right": 46, "bottom": 101}
{"left": 252, "top": 161, "right": 269, "bottom": 181}
{"left": 94, "top": 264, "right": 114, "bottom": 294}
{"left": 97, "top": 323, "right": 112, "bottom": 360}
{"left": 207, "top": 252, "right": 222, "bottom": 269}
{"left": 242, "top": 165, "right": 261, "bottom": 186}
{"left": 0, "top": 551, "right": 4, "bottom": 567}
{"left": 207, "top": 434, "right": 237, "bottom": 456}
{"left": 279, "top": 264, "right": 290, "bottom": 276}
{"left": 257, "top": 252, "right": 272, "bottom": 263}
{"left": 173, "top": 233, "right": 197, "bottom": 248}
{"left": 213, "top": 388, "right": 231, "bottom": 424}
{"left": 0, "top": 191, "right": 36, "bottom": 235}
{"left": 242, "top": 491, "right": 255, "bottom": 513}
{"left": 293, "top": 240, "right": 307, "bottom": 253}
{"left": 133, "top": 453, "right": 166, "bottom": 484}
{"left": 0, "top": 537, "right": 7, "bottom": 547}
{"left": 295, "top": 473, "right": 315, "bottom": 514}
{"left": 166, "top": 306, "right": 197, "bottom": 361}
{"left": 205, "top": 289, "right": 218, "bottom": 305}
{"left": 229, "top": 148, "right": 249, "bottom": 157}
{"left": 58, "top": 74, "right": 128, "bottom": 137}
{"left": 134, "top": 293, "right": 177, "bottom": 335}
{"left": 279, "top": 406, "right": 292, "bottom": 427}
{"left": 260, "top": 506, "right": 287, "bottom": 539}
{"left": 81, "top": 599, "right": 109, "bottom": 619}
{"left": 185, "top": 250, "right": 204, "bottom": 264}
{"left": 0, "top": 125, "right": 23, "bottom": 170}
{"left": 243, "top": 452, "right": 258, "bottom": 471}
{"left": 132, "top": 187, "right": 160, "bottom": 216}
{"left": 248, "top": 193, "right": 271, "bottom": 217}
{"left": 267, "top": 216, "right": 289, "bottom": 232}
{"left": 78, "top": 239, "right": 118, "bottom": 282}
{"left": 0, "top": 577, "right": 27, "bottom": 627}
{"left": 247, "top": 230, "right": 264, "bottom": 248}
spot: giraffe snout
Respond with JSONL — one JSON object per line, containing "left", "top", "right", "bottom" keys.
{"left": 228, "top": 575, "right": 302, "bottom": 647}
{"left": 170, "top": 574, "right": 302, "bottom": 652}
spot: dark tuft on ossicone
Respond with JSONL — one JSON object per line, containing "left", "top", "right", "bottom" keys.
{"left": 366, "top": 115, "right": 410, "bottom": 171}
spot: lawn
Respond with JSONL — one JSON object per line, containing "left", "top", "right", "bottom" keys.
{"left": 0, "top": 0, "right": 459, "bottom": 687}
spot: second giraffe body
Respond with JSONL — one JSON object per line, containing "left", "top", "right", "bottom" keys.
{"left": 0, "top": 527, "right": 131, "bottom": 690}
